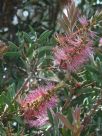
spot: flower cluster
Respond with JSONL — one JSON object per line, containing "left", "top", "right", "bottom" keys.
{"left": 53, "top": 17, "right": 95, "bottom": 72}
{"left": 19, "top": 84, "right": 58, "bottom": 127}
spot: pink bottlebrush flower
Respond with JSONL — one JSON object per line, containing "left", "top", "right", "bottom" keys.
{"left": 53, "top": 33, "right": 94, "bottom": 72}
{"left": 79, "top": 16, "right": 88, "bottom": 26}
{"left": 19, "top": 84, "right": 58, "bottom": 128}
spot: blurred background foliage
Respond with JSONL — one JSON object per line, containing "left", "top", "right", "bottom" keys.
{"left": 0, "top": 0, "right": 102, "bottom": 135}
{"left": 0, "top": 0, "right": 64, "bottom": 41}
{"left": 0, "top": 0, "right": 102, "bottom": 41}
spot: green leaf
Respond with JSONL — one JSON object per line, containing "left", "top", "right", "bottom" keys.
{"left": 29, "top": 26, "right": 37, "bottom": 38}
{"left": 7, "top": 83, "right": 16, "bottom": 99}
{"left": 23, "top": 32, "right": 33, "bottom": 43}
{"left": 8, "top": 41, "right": 18, "bottom": 51}
{"left": 4, "top": 52, "right": 20, "bottom": 58}
{"left": 47, "top": 109, "right": 54, "bottom": 125}
{"left": 60, "top": 128, "right": 71, "bottom": 136}
{"left": 84, "top": 87, "right": 98, "bottom": 93}
{"left": 5, "top": 83, "right": 16, "bottom": 104}
{"left": 39, "top": 30, "right": 51, "bottom": 43}
{"left": 34, "top": 46, "right": 52, "bottom": 56}
{"left": 86, "top": 65, "right": 99, "bottom": 75}
{"left": 0, "top": 92, "right": 6, "bottom": 111}
{"left": 13, "top": 115, "right": 23, "bottom": 125}
{"left": 0, "top": 122, "right": 5, "bottom": 135}
{"left": 27, "top": 43, "right": 37, "bottom": 57}
{"left": 44, "top": 131, "right": 51, "bottom": 136}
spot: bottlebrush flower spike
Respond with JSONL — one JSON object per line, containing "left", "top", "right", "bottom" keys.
{"left": 19, "top": 84, "right": 58, "bottom": 128}
{"left": 53, "top": 32, "right": 94, "bottom": 72}
{"left": 53, "top": 0, "right": 95, "bottom": 73}
{"left": 79, "top": 16, "right": 88, "bottom": 26}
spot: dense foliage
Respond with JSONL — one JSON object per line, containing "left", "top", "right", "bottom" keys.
{"left": 0, "top": 0, "right": 102, "bottom": 136}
